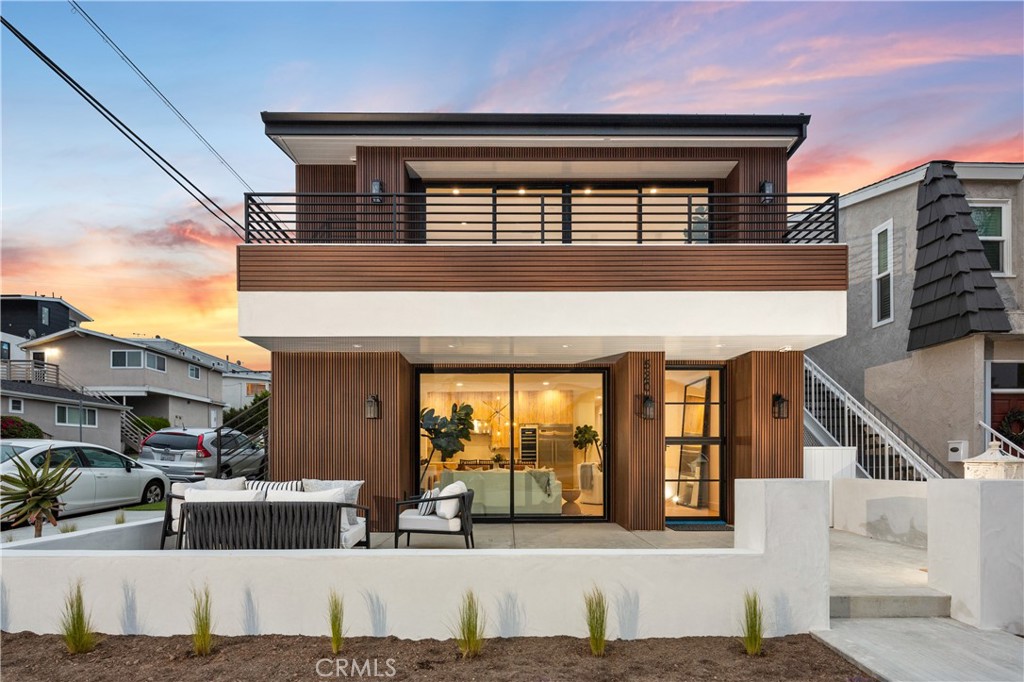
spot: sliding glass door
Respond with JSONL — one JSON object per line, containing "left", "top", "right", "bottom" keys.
{"left": 418, "top": 370, "right": 606, "bottom": 519}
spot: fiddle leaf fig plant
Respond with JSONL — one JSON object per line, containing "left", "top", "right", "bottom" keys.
{"left": 419, "top": 403, "right": 474, "bottom": 484}
{"left": 573, "top": 424, "right": 603, "bottom": 467}
{"left": 0, "top": 448, "right": 80, "bottom": 538}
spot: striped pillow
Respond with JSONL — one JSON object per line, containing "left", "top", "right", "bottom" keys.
{"left": 245, "top": 479, "right": 303, "bottom": 492}
{"left": 417, "top": 487, "right": 440, "bottom": 516}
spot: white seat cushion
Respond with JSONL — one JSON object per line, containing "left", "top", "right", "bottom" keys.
{"left": 435, "top": 480, "right": 468, "bottom": 520}
{"left": 203, "top": 477, "right": 247, "bottom": 491}
{"left": 170, "top": 481, "right": 208, "bottom": 531}
{"left": 302, "top": 479, "right": 364, "bottom": 526}
{"left": 266, "top": 488, "right": 351, "bottom": 529}
{"left": 183, "top": 488, "right": 266, "bottom": 503}
{"left": 341, "top": 517, "right": 366, "bottom": 549}
{"left": 398, "top": 508, "right": 462, "bottom": 532}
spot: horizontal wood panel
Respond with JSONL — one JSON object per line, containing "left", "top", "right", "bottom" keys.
{"left": 238, "top": 244, "right": 847, "bottom": 292}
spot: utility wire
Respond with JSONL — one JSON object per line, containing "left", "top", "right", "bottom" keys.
{"left": 1, "top": 16, "right": 244, "bottom": 239}
{"left": 67, "top": 1, "right": 255, "bottom": 193}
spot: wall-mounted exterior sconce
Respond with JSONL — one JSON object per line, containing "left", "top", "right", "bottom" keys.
{"left": 640, "top": 358, "right": 656, "bottom": 420}
{"left": 759, "top": 180, "right": 775, "bottom": 205}
{"left": 771, "top": 393, "right": 789, "bottom": 419}
{"left": 371, "top": 179, "right": 384, "bottom": 204}
{"left": 365, "top": 394, "right": 381, "bottom": 419}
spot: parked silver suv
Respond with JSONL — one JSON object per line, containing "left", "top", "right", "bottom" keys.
{"left": 138, "top": 428, "right": 266, "bottom": 482}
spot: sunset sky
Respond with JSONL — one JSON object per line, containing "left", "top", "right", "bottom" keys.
{"left": 2, "top": 1, "right": 1022, "bottom": 369}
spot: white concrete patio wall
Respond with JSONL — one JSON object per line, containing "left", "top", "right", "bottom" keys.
{"left": 3, "top": 519, "right": 163, "bottom": 551}
{"left": 0, "top": 479, "right": 829, "bottom": 639}
{"left": 832, "top": 479, "right": 928, "bottom": 548}
{"left": 928, "top": 480, "right": 1024, "bottom": 635}
{"left": 803, "top": 446, "right": 857, "bottom": 526}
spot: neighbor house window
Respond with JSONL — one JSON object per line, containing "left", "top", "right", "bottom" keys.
{"left": 188, "top": 364, "right": 201, "bottom": 380}
{"left": 970, "top": 200, "right": 1012, "bottom": 275}
{"left": 9, "top": 398, "right": 24, "bottom": 413}
{"left": 1, "top": 341, "right": 9, "bottom": 360}
{"left": 246, "top": 383, "right": 267, "bottom": 396}
{"left": 41, "top": 306, "right": 49, "bottom": 326}
{"left": 56, "top": 405, "right": 98, "bottom": 427}
{"left": 111, "top": 350, "right": 143, "bottom": 368}
{"left": 872, "top": 220, "right": 894, "bottom": 326}
{"left": 145, "top": 352, "right": 166, "bottom": 372}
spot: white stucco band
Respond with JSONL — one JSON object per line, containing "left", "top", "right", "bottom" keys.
{"left": 239, "top": 290, "right": 846, "bottom": 361}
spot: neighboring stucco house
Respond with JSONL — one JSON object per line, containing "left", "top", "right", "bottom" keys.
{"left": 237, "top": 111, "right": 849, "bottom": 531}
{"left": 19, "top": 328, "right": 226, "bottom": 428}
{"left": 1, "top": 294, "right": 92, "bottom": 362}
{"left": 809, "top": 161, "right": 1023, "bottom": 471}
{"left": 0, "top": 379, "right": 129, "bottom": 450}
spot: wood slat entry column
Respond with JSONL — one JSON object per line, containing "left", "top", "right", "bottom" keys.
{"left": 269, "top": 351, "right": 413, "bottom": 531}
{"left": 611, "top": 351, "right": 666, "bottom": 530}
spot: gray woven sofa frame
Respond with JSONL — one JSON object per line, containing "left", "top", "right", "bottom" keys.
{"left": 394, "top": 489, "right": 475, "bottom": 549}
{"left": 169, "top": 499, "right": 371, "bottom": 550}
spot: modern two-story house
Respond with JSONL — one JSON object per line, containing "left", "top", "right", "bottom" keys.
{"left": 809, "top": 161, "right": 1023, "bottom": 472}
{"left": 238, "top": 112, "right": 848, "bottom": 531}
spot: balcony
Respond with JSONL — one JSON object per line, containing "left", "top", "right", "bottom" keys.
{"left": 1, "top": 359, "right": 62, "bottom": 385}
{"left": 244, "top": 191, "right": 838, "bottom": 245}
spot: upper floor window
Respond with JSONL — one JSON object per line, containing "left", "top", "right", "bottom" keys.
{"left": 111, "top": 349, "right": 143, "bottom": 368}
{"left": 1, "top": 341, "right": 10, "bottom": 360}
{"left": 56, "top": 404, "right": 98, "bottom": 427}
{"left": 41, "top": 306, "right": 50, "bottom": 326}
{"left": 872, "top": 220, "right": 894, "bottom": 327}
{"left": 970, "top": 200, "right": 1012, "bottom": 276}
{"left": 246, "top": 382, "right": 267, "bottom": 396}
{"left": 145, "top": 352, "right": 166, "bottom": 372}
{"left": 188, "top": 364, "right": 201, "bottom": 380}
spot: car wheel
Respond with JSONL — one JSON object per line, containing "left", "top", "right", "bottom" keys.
{"left": 142, "top": 480, "right": 164, "bottom": 505}
{"left": 218, "top": 467, "right": 233, "bottom": 480}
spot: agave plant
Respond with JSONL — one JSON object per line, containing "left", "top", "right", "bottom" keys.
{"left": 0, "top": 448, "right": 80, "bottom": 538}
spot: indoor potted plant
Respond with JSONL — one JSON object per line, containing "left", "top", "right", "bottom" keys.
{"left": 573, "top": 424, "right": 603, "bottom": 470}
{"left": 419, "top": 402, "right": 474, "bottom": 485}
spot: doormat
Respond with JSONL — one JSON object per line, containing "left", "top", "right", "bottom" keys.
{"left": 666, "top": 521, "right": 734, "bottom": 531}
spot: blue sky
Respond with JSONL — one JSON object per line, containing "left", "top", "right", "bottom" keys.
{"left": 2, "top": 1, "right": 1022, "bottom": 367}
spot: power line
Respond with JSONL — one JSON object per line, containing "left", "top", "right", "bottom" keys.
{"left": 1, "top": 16, "right": 244, "bottom": 240}
{"left": 67, "top": 1, "right": 255, "bottom": 193}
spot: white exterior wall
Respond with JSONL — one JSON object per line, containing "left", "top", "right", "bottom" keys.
{"left": 928, "top": 479, "right": 1024, "bottom": 634}
{"left": 803, "top": 446, "right": 858, "bottom": 526}
{"left": 1, "top": 332, "right": 29, "bottom": 360}
{"left": 832, "top": 479, "right": 928, "bottom": 548}
{"left": 0, "top": 479, "right": 830, "bottom": 638}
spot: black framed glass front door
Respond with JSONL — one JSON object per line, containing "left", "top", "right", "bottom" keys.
{"left": 665, "top": 366, "right": 724, "bottom": 520}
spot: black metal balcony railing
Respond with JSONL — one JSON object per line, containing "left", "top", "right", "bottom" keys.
{"left": 244, "top": 192, "right": 839, "bottom": 245}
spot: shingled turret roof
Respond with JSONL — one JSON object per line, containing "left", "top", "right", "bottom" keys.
{"left": 907, "top": 161, "right": 1011, "bottom": 351}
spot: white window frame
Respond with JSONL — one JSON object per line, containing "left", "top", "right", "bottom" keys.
{"left": 55, "top": 404, "right": 98, "bottom": 428}
{"left": 110, "top": 349, "right": 143, "bottom": 369}
{"left": 8, "top": 397, "right": 24, "bottom": 414}
{"left": 969, "top": 199, "right": 1013, "bottom": 277}
{"left": 188, "top": 364, "right": 201, "bottom": 380}
{"left": 145, "top": 352, "right": 167, "bottom": 373}
{"left": 871, "top": 219, "right": 894, "bottom": 328}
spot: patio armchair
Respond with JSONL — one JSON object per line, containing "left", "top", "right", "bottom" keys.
{"left": 394, "top": 488, "right": 475, "bottom": 549}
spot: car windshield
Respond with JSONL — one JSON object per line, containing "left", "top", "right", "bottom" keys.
{"left": 1, "top": 444, "right": 29, "bottom": 462}
{"left": 144, "top": 433, "right": 199, "bottom": 450}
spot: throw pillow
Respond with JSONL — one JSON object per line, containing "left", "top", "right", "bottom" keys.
{"left": 435, "top": 480, "right": 467, "bottom": 520}
{"left": 202, "top": 476, "right": 247, "bottom": 491}
{"left": 267, "top": 488, "right": 350, "bottom": 530}
{"left": 302, "top": 479, "right": 364, "bottom": 526}
{"left": 183, "top": 488, "right": 266, "bottom": 503}
{"left": 170, "top": 480, "right": 206, "bottom": 524}
{"left": 417, "top": 487, "right": 440, "bottom": 516}
{"left": 245, "top": 479, "right": 303, "bottom": 492}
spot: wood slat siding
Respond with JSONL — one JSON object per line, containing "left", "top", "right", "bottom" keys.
{"left": 269, "top": 351, "right": 412, "bottom": 531}
{"left": 296, "top": 165, "right": 357, "bottom": 193}
{"left": 611, "top": 352, "right": 666, "bottom": 530}
{"left": 238, "top": 244, "right": 848, "bottom": 292}
{"left": 724, "top": 351, "right": 804, "bottom": 523}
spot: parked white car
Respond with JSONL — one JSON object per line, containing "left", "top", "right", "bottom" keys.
{"left": 0, "top": 440, "right": 169, "bottom": 517}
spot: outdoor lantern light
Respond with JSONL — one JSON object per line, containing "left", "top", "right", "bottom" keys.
{"left": 771, "top": 393, "right": 789, "bottom": 419}
{"left": 640, "top": 359, "right": 657, "bottom": 420}
{"left": 760, "top": 180, "right": 775, "bottom": 204}
{"left": 371, "top": 179, "right": 384, "bottom": 204}
{"left": 365, "top": 394, "right": 381, "bottom": 419}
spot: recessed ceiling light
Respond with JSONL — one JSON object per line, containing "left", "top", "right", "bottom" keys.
{"left": 715, "top": 344, "right": 724, "bottom": 348}
{"left": 542, "top": 381, "right": 550, "bottom": 386}
{"left": 650, "top": 187, "right": 658, "bottom": 194}
{"left": 461, "top": 221, "right": 467, "bottom": 225}
{"left": 518, "top": 188, "right": 525, "bottom": 195}
{"left": 456, "top": 382, "right": 464, "bottom": 387}
{"left": 448, "top": 344, "right": 456, "bottom": 348}
{"left": 452, "top": 188, "right": 460, "bottom": 195}
{"left": 562, "top": 344, "right": 570, "bottom": 348}
{"left": 352, "top": 344, "right": 362, "bottom": 348}
{"left": 584, "top": 188, "right": 592, "bottom": 195}
{"left": 349, "top": 156, "right": 356, "bottom": 162}
{"left": 779, "top": 345, "right": 792, "bottom": 353}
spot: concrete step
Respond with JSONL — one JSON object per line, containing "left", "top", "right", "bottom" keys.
{"left": 831, "top": 589, "right": 951, "bottom": 618}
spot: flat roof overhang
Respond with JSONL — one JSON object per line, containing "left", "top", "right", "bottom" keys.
{"left": 262, "top": 112, "right": 811, "bottom": 165}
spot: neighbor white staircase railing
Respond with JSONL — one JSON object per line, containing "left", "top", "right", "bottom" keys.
{"left": 979, "top": 421, "right": 1024, "bottom": 459}
{"left": 804, "top": 356, "right": 947, "bottom": 480}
